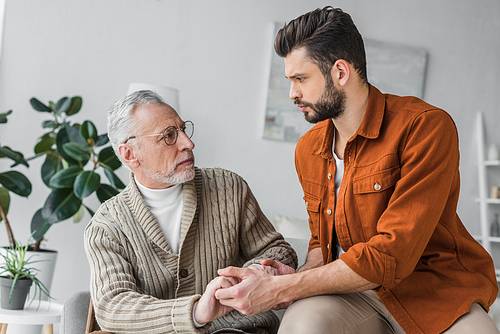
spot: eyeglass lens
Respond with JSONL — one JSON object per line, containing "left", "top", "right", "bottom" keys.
{"left": 163, "top": 121, "right": 194, "bottom": 146}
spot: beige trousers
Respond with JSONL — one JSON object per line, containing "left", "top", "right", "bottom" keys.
{"left": 278, "top": 291, "right": 499, "bottom": 334}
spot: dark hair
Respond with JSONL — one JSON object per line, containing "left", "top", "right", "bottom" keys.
{"left": 274, "top": 6, "right": 367, "bottom": 83}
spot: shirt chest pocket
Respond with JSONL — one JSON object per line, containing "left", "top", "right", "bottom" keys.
{"left": 353, "top": 166, "right": 400, "bottom": 195}
{"left": 352, "top": 166, "right": 401, "bottom": 238}
{"left": 304, "top": 195, "right": 321, "bottom": 241}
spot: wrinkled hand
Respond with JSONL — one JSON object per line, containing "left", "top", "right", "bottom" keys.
{"left": 215, "top": 266, "right": 287, "bottom": 316}
{"left": 260, "top": 259, "right": 296, "bottom": 276}
{"left": 194, "top": 276, "right": 238, "bottom": 324}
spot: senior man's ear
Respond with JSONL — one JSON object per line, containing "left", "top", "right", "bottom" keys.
{"left": 118, "top": 143, "right": 140, "bottom": 169}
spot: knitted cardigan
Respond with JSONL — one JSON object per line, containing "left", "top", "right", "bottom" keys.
{"left": 84, "top": 167, "right": 298, "bottom": 333}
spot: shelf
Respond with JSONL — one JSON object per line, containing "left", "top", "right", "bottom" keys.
{"left": 475, "top": 198, "right": 500, "bottom": 204}
{"left": 473, "top": 235, "right": 500, "bottom": 243}
{"left": 485, "top": 160, "right": 500, "bottom": 166}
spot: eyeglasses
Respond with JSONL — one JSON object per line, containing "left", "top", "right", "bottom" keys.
{"left": 124, "top": 120, "right": 194, "bottom": 146}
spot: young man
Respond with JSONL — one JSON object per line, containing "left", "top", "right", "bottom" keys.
{"left": 84, "top": 90, "right": 297, "bottom": 334}
{"left": 216, "top": 7, "right": 499, "bottom": 334}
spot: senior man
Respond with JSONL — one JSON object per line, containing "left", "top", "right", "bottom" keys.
{"left": 84, "top": 90, "right": 297, "bottom": 334}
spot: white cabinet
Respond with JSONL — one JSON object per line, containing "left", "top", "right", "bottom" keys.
{"left": 475, "top": 112, "right": 500, "bottom": 280}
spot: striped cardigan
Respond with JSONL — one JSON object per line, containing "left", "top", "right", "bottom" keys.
{"left": 84, "top": 167, "right": 297, "bottom": 333}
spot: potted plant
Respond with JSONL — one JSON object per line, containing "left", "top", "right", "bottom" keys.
{"left": 0, "top": 110, "right": 32, "bottom": 249}
{"left": 28, "top": 95, "right": 125, "bottom": 251}
{"left": 0, "top": 233, "right": 51, "bottom": 310}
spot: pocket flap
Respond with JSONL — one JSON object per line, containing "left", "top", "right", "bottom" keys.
{"left": 353, "top": 166, "right": 400, "bottom": 195}
{"left": 304, "top": 196, "right": 321, "bottom": 212}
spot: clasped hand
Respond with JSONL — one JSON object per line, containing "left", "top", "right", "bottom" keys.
{"left": 214, "top": 259, "right": 296, "bottom": 316}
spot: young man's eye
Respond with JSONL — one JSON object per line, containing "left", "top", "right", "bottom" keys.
{"left": 298, "top": 78, "right": 305, "bottom": 82}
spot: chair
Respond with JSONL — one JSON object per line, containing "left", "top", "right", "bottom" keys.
{"left": 60, "top": 237, "right": 309, "bottom": 333}
{"left": 60, "top": 290, "right": 100, "bottom": 334}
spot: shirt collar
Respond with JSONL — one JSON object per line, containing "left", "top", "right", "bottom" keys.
{"left": 355, "top": 84, "right": 386, "bottom": 139}
{"left": 310, "top": 84, "right": 385, "bottom": 157}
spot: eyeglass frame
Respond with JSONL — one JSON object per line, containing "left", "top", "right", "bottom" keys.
{"left": 123, "top": 120, "right": 194, "bottom": 146}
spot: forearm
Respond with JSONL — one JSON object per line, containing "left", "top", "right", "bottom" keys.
{"left": 297, "top": 247, "right": 323, "bottom": 272}
{"left": 277, "top": 259, "right": 379, "bottom": 303}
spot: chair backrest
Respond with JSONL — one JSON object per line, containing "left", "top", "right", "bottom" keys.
{"left": 60, "top": 290, "right": 100, "bottom": 334}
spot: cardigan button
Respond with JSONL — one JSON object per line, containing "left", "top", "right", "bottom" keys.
{"left": 327, "top": 209, "right": 332, "bottom": 215}
{"left": 305, "top": 202, "right": 309, "bottom": 208}
{"left": 374, "top": 183, "right": 382, "bottom": 191}
{"left": 327, "top": 173, "right": 332, "bottom": 179}
{"left": 180, "top": 269, "right": 188, "bottom": 278}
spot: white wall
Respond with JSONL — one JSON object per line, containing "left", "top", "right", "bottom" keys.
{"left": 0, "top": 0, "right": 499, "bottom": 304}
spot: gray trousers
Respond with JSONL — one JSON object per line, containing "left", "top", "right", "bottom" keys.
{"left": 278, "top": 290, "right": 499, "bottom": 334}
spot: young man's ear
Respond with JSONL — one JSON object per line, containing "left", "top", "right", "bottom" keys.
{"left": 118, "top": 144, "right": 140, "bottom": 169}
{"left": 330, "top": 59, "right": 350, "bottom": 87}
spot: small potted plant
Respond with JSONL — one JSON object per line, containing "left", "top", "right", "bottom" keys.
{"left": 0, "top": 234, "right": 51, "bottom": 310}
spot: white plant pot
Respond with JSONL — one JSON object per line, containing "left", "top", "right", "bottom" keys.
{"left": 0, "top": 248, "right": 58, "bottom": 334}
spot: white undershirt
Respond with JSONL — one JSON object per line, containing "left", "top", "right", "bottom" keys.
{"left": 333, "top": 130, "right": 345, "bottom": 257}
{"left": 135, "top": 177, "right": 183, "bottom": 255}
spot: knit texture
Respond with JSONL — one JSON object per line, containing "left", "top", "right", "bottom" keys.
{"left": 84, "top": 167, "right": 297, "bottom": 333}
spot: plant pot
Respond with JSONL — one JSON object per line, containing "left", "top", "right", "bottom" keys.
{"left": 0, "top": 248, "right": 57, "bottom": 334}
{"left": 0, "top": 276, "right": 33, "bottom": 310}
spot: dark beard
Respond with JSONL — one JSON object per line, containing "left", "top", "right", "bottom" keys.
{"left": 295, "top": 77, "right": 346, "bottom": 124}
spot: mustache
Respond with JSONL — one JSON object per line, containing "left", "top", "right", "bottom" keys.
{"left": 175, "top": 152, "right": 194, "bottom": 168}
{"left": 294, "top": 98, "right": 313, "bottom": 108}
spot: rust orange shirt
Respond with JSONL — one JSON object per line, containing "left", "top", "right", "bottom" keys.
{"left": 295, "top": 85, "right": 498, "bottom": 333}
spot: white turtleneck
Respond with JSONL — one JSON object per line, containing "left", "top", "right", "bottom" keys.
{"left": 135, "top": 177, "right": 183, "bottom": 254}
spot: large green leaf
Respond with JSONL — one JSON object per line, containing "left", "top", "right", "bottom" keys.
{"left": 0, "top": 187, "right": 11, "bottom": 221}
{"left": 80, "top": 120, "right": 98, "bottom": 143}
{"left": 31, "top": 208, "right": 51, "bottom": 241}
{"left": 66, "top": 96, "right": 82, "bottom": 116}
{"left": 42, "top": 120, "right": 58, "bottom": 129}
{"left": 63, "top": 142, "right": 91, "bottom": 162}
{"left": 103, "top": 167, "right": 126, "bottom": 189}
{"left": 55, "top": 127, "right": 79, "bottom": 165}
{"left": 65, "top": 124, "right": 87, "bottom": 145}
{"left": 41, "top": 153, "right": 63, "bottom": 187}
{"left": 74, "top": 171, "right": 100, "bottom": 199}
{"left": 0, "top": 146, "right": 29, "bottom": 167}
{"left": 55, "top": 97, "right": 71, "bottom": 115}
{"left": 73, "top": 205, "right": 84, "bottom": 223}
{"left": 96, "top": 184, "right": 119, "bottom": 203}
{"left": 99, "top": 146, "right": 121, "bottom": 170}
{"left": 30, "top": 98, "right": 52, "bottom": 112}
{"left": 34, "top": 133, "right": 56, "bottom": 155}
{"left": 0, "top": 110, "right": 12, "bottom": 123}
{"left": 49, "top": 166, "right": 83, "bottom": 188}
{"left": 41, "top": 188, "right": 82, "bottom": 224}
{"left": 0, "top": 171, "right": 32, "bottom": 197}
{"left": 95, "top": 134, "right": 109, "bottom": 147}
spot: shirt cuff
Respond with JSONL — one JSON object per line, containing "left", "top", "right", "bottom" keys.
{"left": 192, "top": 300, "right": 207, "bottom": 328}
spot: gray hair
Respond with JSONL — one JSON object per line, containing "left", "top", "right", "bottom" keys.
{"left": 107, "top": 90, "right": 166, "bottom": 162}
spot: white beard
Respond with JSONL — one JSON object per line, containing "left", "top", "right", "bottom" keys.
{"left": 141, "top": 153, "right": 195, "bottom": 186}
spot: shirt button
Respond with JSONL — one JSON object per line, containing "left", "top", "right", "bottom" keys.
{"left": 374, "top": 183, "right": 382, "bottom": 191}
{"left": 180, "top": 269, "right": 188, "bottom": 278}
{"left": 327, "top": 244, "right": 330, "bottom": 249}
{"left": 327, "top": 173, "right": 332, "bottom": 179}
{"left": 327, "top": 209, "right": 332, "bottom": 215}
